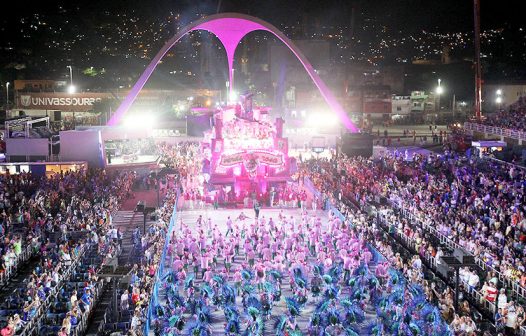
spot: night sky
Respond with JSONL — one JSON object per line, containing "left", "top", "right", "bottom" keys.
{"left": 1, "top": 0, "right": 524, "bottom": 90}
{"left": 0, "top": 0, "right": 519, "bottom": 33}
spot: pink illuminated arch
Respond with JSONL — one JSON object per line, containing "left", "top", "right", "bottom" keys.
{"left": 108, "top": 13, "right": 358, "bottom": 131}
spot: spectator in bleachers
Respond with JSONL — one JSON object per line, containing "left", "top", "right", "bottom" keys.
{"left": 479, "top": 96, "right": 526, "bottom": 132}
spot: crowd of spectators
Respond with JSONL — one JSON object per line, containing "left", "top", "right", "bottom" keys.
{"left": 302, "top": 151, "right": 526, "bottom": 335}
{"left": 0, "top": 169, "right": 135, "bottom": 336}
{"left": 113, "top": 141, "right": 200, "bottom": 336}
{"left": 479, "top": 96, "right": 526, "bottom": 132}
{"left": 125, "top": 188, "right": 179, "bottom": 336}
{"left": 0, "top": 173, "right": 40, "bottom": 281}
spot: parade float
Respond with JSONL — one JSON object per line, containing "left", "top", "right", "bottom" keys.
{"left": 202, "top": 95, "right": 295, "bottom": 204}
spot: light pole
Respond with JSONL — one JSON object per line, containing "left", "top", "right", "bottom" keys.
{"left": 5, "top": 82, "right": 9, "bottom": 110}
{"left": 67, "top": 66, "right": 76, "bottom": 127}
{"left": 435, "top": 79, "right": 444, "bottom": 121}
{"left": 67, "top": 65, "right": 75, "bottom": 94}
{"left": 225, "top": 81, "right": 229, "bottom": 104}
{"left": 496, "top": 89, "right": 502, "bottom": 110}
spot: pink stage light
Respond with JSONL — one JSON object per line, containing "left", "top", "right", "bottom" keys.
{"left": 233, "top": 166, "right": 242, "bottom": 176}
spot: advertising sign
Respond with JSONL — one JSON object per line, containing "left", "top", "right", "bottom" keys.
{"left": 17, "top": 93, "right": 112, "bottom": 111}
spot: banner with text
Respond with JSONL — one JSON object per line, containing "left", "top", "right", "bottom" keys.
{"left": 17, "top": 92, "right": 113, "bottom": 112}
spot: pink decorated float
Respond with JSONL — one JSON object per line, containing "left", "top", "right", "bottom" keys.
{"left": 202, "top": 101, "right": 294, "bottom": 205}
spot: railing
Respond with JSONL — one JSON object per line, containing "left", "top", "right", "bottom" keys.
{"left": 387, "top": 197, "right": 526, "bottom": 304}
{"left": 464, "top": 122, "right": 526, "bottom": 140}
{"left": 19, "top": 243, "right": 89, "bottom": 336}
{"left": 377, "top": 210, "right": 497, "bottom": 317}
{"left": 322, "top": 191, "right": 454, "bottom": 333}
{"left": 0, "top": 243, "right": 40, "bottom": 287}
{"left": 480, "top": 155, "right": 526, "bottom": 170}
{"left": 143, "top": 189, "right": 180, "bottom": 336}
{"left": 70, "top": 280, "right": 103, "bottom": 336}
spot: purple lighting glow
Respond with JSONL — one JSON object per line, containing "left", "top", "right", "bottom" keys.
{"left": 107, "top": 13, "right": 358, "bottom": 132}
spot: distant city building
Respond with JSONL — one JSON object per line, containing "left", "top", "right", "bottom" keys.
{"left": 409, "top": 91, "right": 435, "bottom": 114}
{"left": 391, "top": 95, "right": 411, "bottom": 118}
{"left": 12, "top": 80, "right": 220, "bottom": 124}
{"left": 345, "top": 85, "right": 392, "bottom": 121}
{"left": 14, "top": 80, "right": 68, "bottom": 92}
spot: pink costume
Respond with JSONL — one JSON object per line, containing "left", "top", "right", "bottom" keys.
{"left": 247, "top": 250, "right": 255, "bottom": 261}
{"left": 255, "top": 264, "right": 266, "bottom": 283}
{"left": 296, "top": 249, "right": 305, "bottom": 263}
{"left": 233, "top": 270, "right": 242, "bottom": 283}
{"left": 204, "top": 269, "right": 213, "bottom": 282}
{"left": 262, "top": 247, "right": 272, "bottom": 261}
{"left": 173, "top": 258, "right": 182, "bottom": 271}
{"left": 343, "top": 255, "right": 353, "bottom": 270}
{"left": 200, "top": 253, "right": 209, "bottom": 270}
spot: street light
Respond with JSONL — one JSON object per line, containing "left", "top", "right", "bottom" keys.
{"left": 67, "top": 65, "right": 75, "bottom": 94}
{"left": 496, "top": 89, "right": 503, "bottom": 110}
{"left": 496, "top": 96, "right": 502, "bottom": 110}
{"left": 5, "top": 82, "right": 9, "bottom": 110}
{"left": 435, "top": 79, "right": 444, "bottom": 117}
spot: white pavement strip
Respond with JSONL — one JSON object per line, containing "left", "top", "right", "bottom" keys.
{"left": 157, "top": 208, "right": 378, "bottom": 335}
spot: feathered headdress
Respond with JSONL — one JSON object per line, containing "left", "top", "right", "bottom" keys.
{"left": 168, "top": 292, "right": 185, "bottom": 308}
{"left": 327, "top": 264, "right": 343, "bottom": 283}
{"left": 221, "top": 283, "right": 236, "bottom": 306}
{"left": 225, "top": 317, "right": 241, "bottom": 335}
{"left": 168, "top": 314, "right": 181, "bottom": 328}
{"left": 212, "top": 274, "right": 225, "bottom": 285}
{"left": 184, "top": 274, "right": 195, "bottom": 290}
{"left": 247, "top": 306, "right": 260, "bottom": 320}
{"left": 162, "top": 271, "right": 178, "bottom": 284}
{"left": 313, "top": 264, "right": 324, "bottom": 276}
{"left": 293, "top": 268, "right": 307, "bottom": 289}
{"left": 323, "top": 285, "right": 340, "bottom": 301}
{"left": 242, "top": 283, "right": 255, "bottom": 295}
{"left": 245, "top": 296, "right": 262, "bottom": 318}
{"left": 340, "top": 299, "right": 365, "bottom": 324}
{"left": 223, "top": 304, "right": 239, "bottom": 321}
{"left": 184, "top": 320, "right": 211, "bottom": 336}
{"left": 155, "top": 305, "right": 165, "bottom": 317}
{"left": 273, "top": 316, "right": 288, "bottom": 336}
{"left": 344, "top": 326, "right": 360, "bottom": 336}
{"left": 268, "top": 269, "right": 282, "bottom": 282}
{"left": 366, "top": 321, "right": 385, "bottom": 336}
{"left": 285, "top": 297, "right": 302, "bottom": 317}
{"left": 196, "top": 306, "right": 212, "bottom": 324}
{"left": 200, "top": 283, "right": 214, "bottom": 299}
{"left": 322, "top": 274, "right": 333, "bottom": 285}
{"left": 241, "top": 269, "right": 253, "bottom": 282}
{"left": 325, "top": 307, "right": 341, "bottom": 326}
{"left": 314, "top": 302, "right": 331, "bottom": 327}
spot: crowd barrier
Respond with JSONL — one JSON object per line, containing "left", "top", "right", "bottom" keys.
{"left": 387, "top": 198, "right": 526, "bottom": 305}
{"left": 376, "top": 210, "right": 497, "bottom": 316}
{"left": 143, "top": 189, "right": 180, "bottom": 336}
{"left": 464, "top": 122, "right": 526, "bottom": 141}
{"left": 19, "top": 243, "right": 88, "bottom": 336}
{"left": 378, "top": 200, "right": 526, "bottom": 334}
{"left": 320, "top": 182, "right": 445, "bottom": 313}
{"left": 0, "top": 243, "right": 39, "bottom": 288}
